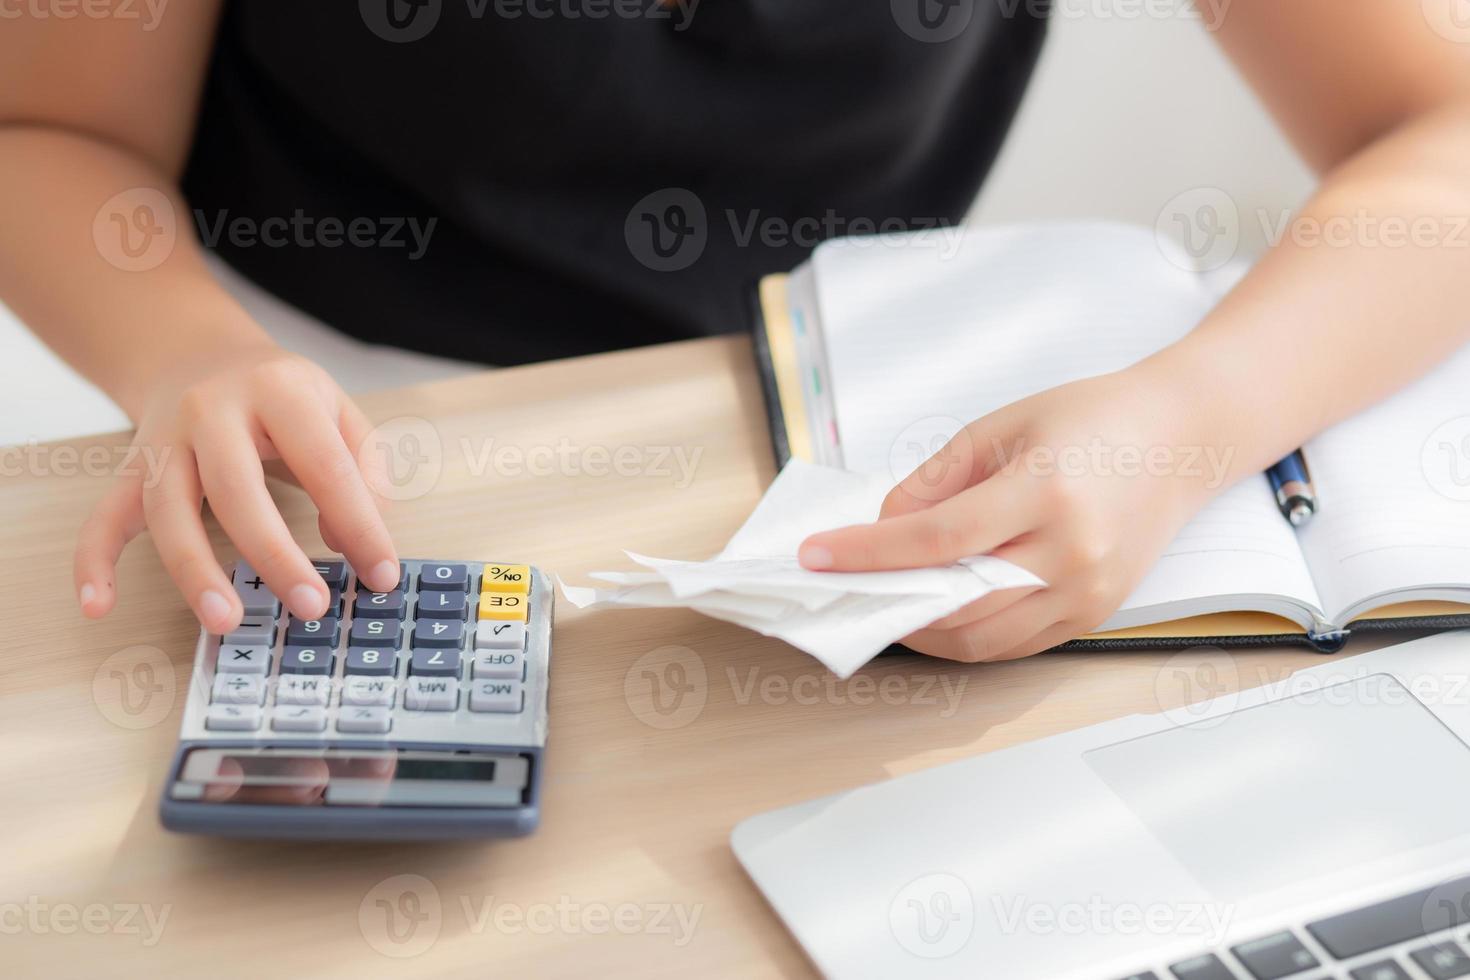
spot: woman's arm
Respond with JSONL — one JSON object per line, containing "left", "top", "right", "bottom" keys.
{"left": 0, "top": 7, "right": 402, "bottom": 630}
{"left": 0, "top": 2, "right": 245, "bottom": 419}
{"left": 1148, "top": 0, "right": 1470, "bottom": 486}
{"left": 801, "top": 2, "right": 1470, "bottom": 661}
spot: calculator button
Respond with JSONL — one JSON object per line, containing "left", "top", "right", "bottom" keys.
{"left": 481, "top": 564, "right": 530, "bottom": 594}
{"left": 475, "top": 621, "right": 525, "bottom": 650}
{"left": 211, "top": 674, "right": 267, "bottom": 705}
{"left": 276, "top": 674, "right": 335, "bottom": 706}
{"left": 1167, "top": 954, "right": 1235, "bottom": 980}
{"left": 1349, "top": 962, "right": 1413, "bottom": 980}
{"left": 231, "top": 563, "right": 279, "bottom": 616}
{"left": 345, "top": 647, "right": 397, "bottom": 676}
{"left": 417, "top": 589, "right": 468, "bottom": 620}
{"left": 337, "top": 706, "right": 392, "bottom": 734}
{"left": 355, "top": 562, "right": 408, "bottom": 593}
{"left": 419, "top": 563, "right": 469, "bottom": 591}
{"left": 353, "top": 589, "right": 407, "bottom": 619}
{"left": 271, "top": 705, "right": 328, "bottom": 732}
{"left": 286, "top": 615, "right": 339, "bottom": 646}
{"left": 473, "top": 650, "right": 524, "bottom": 680}
{"left": 1230, "top": 931, "right": 1319, "bottom": 979}
{"left": 217, "top": 644, "right": 271, "bottom": 675}
{"left": 477, "top": 592, "right": 527, "bottom": 622}
{"left": 280, "top": 645, "right": 334, "bottom": 675}
{"left": 403, "top": 676, "right": 458, "bottom": 711}
{"left": 469, "top": 679, "right": 523, "bottom": 713}
{"left": 206, "top": 703, "right": 262, "bottom": 731}
{"left": 350, "top": 617, "right": 401, "bottom": 648}
{"left": 223, "top": 617, "right": 276, "bottom": 647}
{"left": 410, "top": 648, "right": 462, "bottom": 677}
{"left": 342, "top": 676, "right": 396, "bottom": 707}
{"left": 1411, "top": 942, "right": 1470, "bottom": 980}
{"left": 312, "top": 559, "right": 349, "bottom": 590}
{"left": 413, "top": 619, "right": 464, "bottom": 648}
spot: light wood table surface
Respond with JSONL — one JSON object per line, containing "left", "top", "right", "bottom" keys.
{"left": 1, "top": 335, "right": 1402, "bottom": 978}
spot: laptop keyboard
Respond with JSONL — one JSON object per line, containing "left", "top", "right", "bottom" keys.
{"left": 1115, "top": 874, "right": 1470, "bottom": 980}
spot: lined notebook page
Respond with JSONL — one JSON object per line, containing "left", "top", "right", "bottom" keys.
{"left": 814, "top": 224, "right": 1220, "bottom": 470}
{"left": 1297, "top": 341, "right": 1470, "bottom": 623}
{"left": 811, "top": 223, "right": 1323, "bottom": 623}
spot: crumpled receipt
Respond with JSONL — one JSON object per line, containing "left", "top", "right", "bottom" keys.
{"left": 558, "top": 460, "right": 1043, "bottom": 677}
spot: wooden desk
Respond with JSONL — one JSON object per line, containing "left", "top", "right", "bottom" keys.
{"left": 1, "top": 336, "right": 1395, "bottom": 977}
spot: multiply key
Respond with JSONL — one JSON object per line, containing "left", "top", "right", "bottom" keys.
{"left": 217, "top": 645, "right": 270, "bottom": 675}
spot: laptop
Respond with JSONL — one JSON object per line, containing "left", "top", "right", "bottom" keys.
{"left": 732, "top": 631, "right": 1470, "bottom": 980}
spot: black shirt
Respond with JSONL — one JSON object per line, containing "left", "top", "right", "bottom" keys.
{"left": 183, "top": 1, "right": 1049, "bottom": 364}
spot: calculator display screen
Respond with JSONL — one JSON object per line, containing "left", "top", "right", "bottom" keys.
{"left": 172, "top": 748, "right": 529, "bottom": 808}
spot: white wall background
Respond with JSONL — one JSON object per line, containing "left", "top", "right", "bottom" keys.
{"left": 0, "top": 8, "right": 1317, "bottom": 447}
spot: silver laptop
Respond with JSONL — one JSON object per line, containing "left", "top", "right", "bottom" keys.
{"left": 733, "top": 631, "right": 1470, "bottom": 980}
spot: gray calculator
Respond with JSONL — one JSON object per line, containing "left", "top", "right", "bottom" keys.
{"left": 159, "top": 558, "right": 551, "bottom": 839}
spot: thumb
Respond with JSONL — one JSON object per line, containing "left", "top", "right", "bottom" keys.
{"left": 883, "top": 413, "right": 1021, "bottom": 517}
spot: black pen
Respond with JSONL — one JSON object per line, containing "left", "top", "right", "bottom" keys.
{"left": 1267, "top": 450, "right": 1318, "bottom": 527}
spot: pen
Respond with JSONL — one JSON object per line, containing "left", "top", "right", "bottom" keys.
{"left": 1267, "top": 450, "right": 1317, "bottom": 527}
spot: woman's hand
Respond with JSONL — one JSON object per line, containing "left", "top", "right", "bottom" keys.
{"left": 798, "top": 370, "right": 1229, "bottom": 662}
{"left": 74, "top": 341, "right": 400, "bottom": 633}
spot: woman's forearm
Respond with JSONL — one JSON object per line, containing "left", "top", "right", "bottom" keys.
{"left": 0, "top": 124, "right": 272, "bottom": 422}
{"left": 1140, "top": 100, "right": 1470, "bottom": 485}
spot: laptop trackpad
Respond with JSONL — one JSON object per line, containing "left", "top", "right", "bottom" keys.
{"left": 1084, "top": 673, "right": 1470, "bottom": 901}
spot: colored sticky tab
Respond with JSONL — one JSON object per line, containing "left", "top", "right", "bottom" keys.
{"left": 478, "top": 592, "right": 528, "bottom": 621}
{"left": 481, "top": 564, "right": 531, "bottom": 594}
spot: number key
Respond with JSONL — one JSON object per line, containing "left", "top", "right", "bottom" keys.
{"left": 350, "top": 617, "right": 401, "bottom": 648}
{"left": 287, "top": 615, "right": 339, "bottom": 646}
{"left": 419, "top": 563, "right": 468, "bottom": 591}
{"left": 410, "top": 648, "right": 462, "bottom": 677}
{"left": 353, "top": 589, "right": 406, "bottom": 619}
{"left": 281, "top": 646, "right": 333, "bottom": 675}
{"left": 413, "top": 619, "right": 464, "bottom": 649}
{"left": 345, "top": 646, "right": 397, "bottom": 676}
{"left": 417, "top": 589, "right": 468, "bottom": 620}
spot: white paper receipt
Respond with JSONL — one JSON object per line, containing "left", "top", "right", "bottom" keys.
{"left": 558, "top": 460, "right": 1043, "bottom": 677}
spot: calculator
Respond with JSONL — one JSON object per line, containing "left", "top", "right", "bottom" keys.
{"left": 159, "top": 558, "right": 552, "bottom": 840}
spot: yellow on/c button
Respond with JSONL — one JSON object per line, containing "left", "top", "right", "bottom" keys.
{"left": 480, "top": 564, "right": 530, "bottom": 594}
{"left": 478, "top": 592, "right": 527, "bottom": 621}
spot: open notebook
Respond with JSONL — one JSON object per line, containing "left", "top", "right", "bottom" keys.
{"left": 750, "top": 222, "right": 1470, "bottom": 652}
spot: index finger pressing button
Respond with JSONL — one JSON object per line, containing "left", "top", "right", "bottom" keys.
{"left": 353, "top": 590, "right": 406, "bottom": 619}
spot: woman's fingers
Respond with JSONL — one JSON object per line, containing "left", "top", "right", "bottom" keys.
{"left": 74, "top": 474, "right": 146, "bottom": 618}
{"left": 142, "top": 452, "right": 244, "bottom": 634}
{"left": 906, "top": 590, "right": 1071, "bottom": 663}
{"left": 922, "top": 539, "right": 1050, "bottom": 631}
{"left": 192, "top": 423, "right": 329, "bottom": 621}
{"left": 261, "top": 392, "right": 399, "bottom": 593}
{"left": 800, "top": 475, "right": 1038, "bottom": 572}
